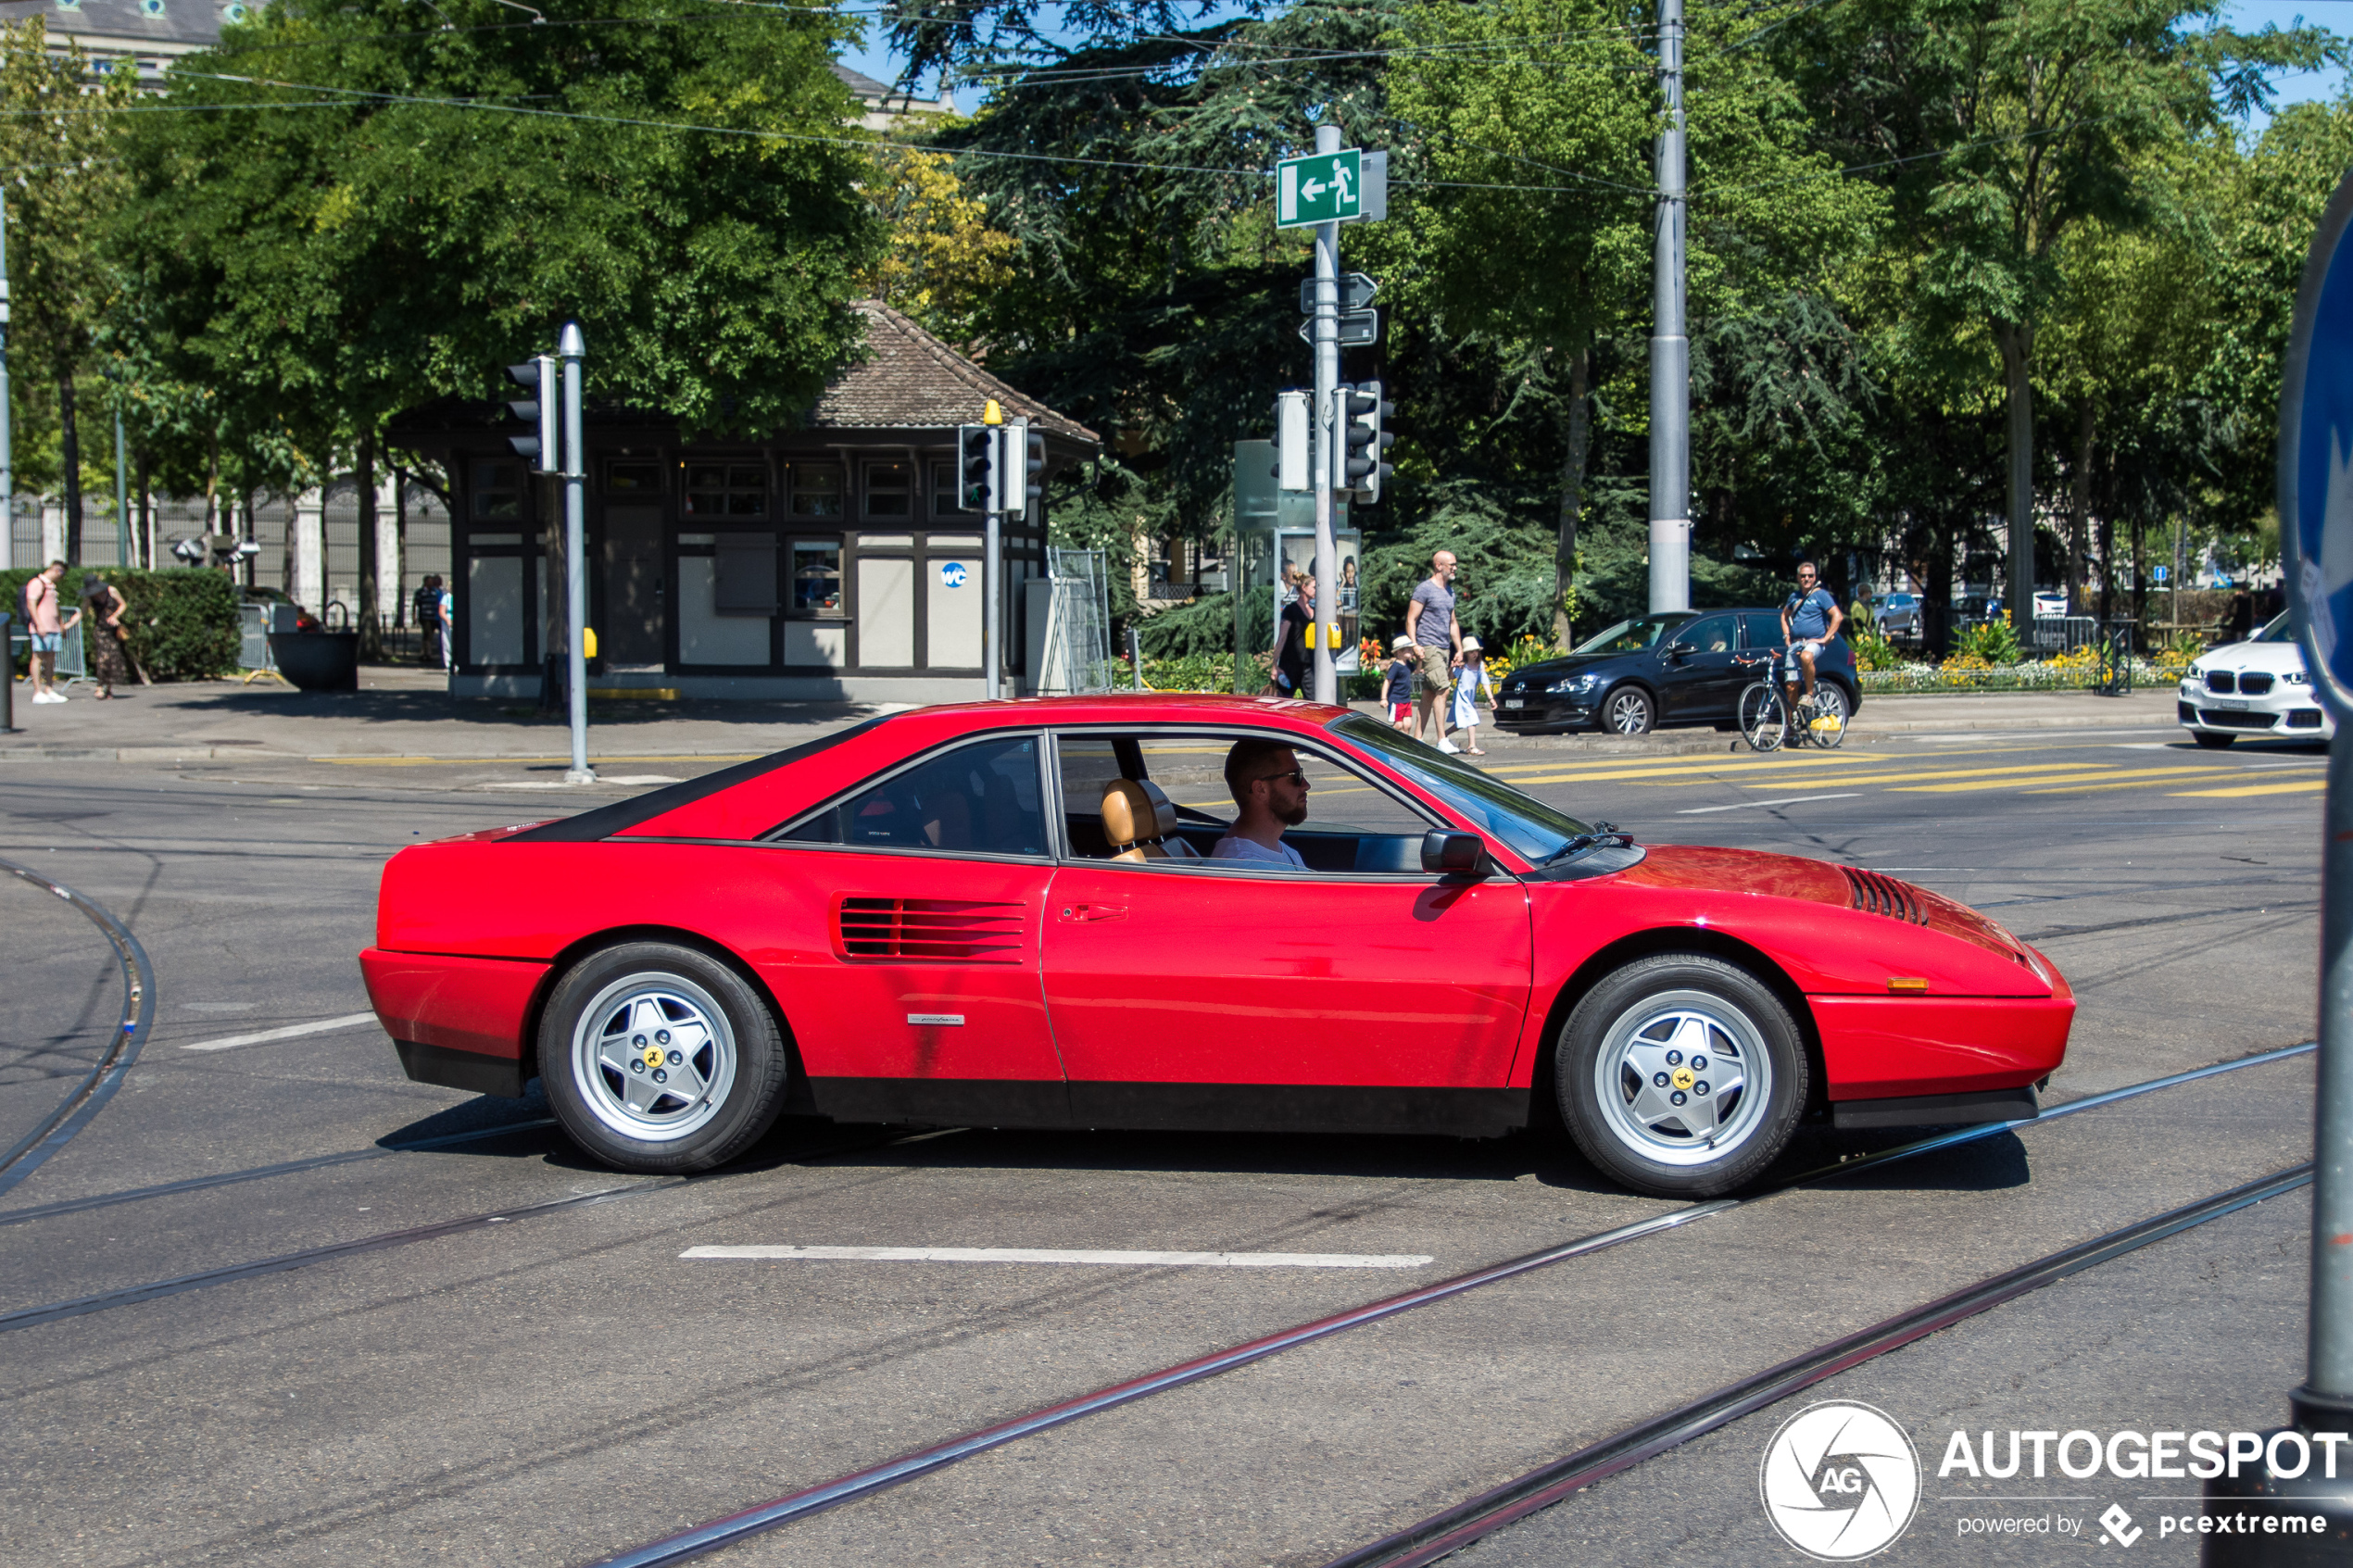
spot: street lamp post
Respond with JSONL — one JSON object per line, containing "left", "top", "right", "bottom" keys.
{"left": 559, "top": 321, "right": 593, "bottom": 786}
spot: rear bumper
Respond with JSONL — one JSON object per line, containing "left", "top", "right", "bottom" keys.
{"left": 360, "top": 948, "right": 549, "bottom": 1098}
{"left": 1812, "top": 993, "right": 2072, "bottom": 1101}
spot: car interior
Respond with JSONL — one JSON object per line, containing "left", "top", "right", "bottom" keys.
{"left": 1056, "top": 733, "right": 1437, "bottom": 874}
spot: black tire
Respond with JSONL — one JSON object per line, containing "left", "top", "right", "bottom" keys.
{"left": 540, "top": 941, "right": 791, "bottom": 1173}
{"left": 1602, "top": 684, "right": 1656, "bottom": 735}
{"left": 2192, "top": 730, "right": 2235, "bottom": 749}
{"left": 1556, "top": 953, "right": 1807, "bottom": 1198}
{"left": 1737, "top": 683, "right": 1785, "bottom": 752}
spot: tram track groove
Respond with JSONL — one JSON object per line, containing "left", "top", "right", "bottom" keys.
{"left": 0, "top": 857, "right": 157, "bottom": 1199}
{"left": 578, "top": 1040, "right": 2318, "bottom": 1568}
{"left": 1320, "top": 1163, "right": 2315, "bottom": 1568}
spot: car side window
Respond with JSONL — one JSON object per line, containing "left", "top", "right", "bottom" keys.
{"left": 778, "top": 735, "right": 1047, "bottom": 858}
{"left": 1739, "top": 612, "right": 1781, "bottom": 649}
{"left": 1680, "top": 615, "right": 1735, "bottom": 655}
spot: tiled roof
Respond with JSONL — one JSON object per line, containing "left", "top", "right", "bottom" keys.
{"left": 0, "top": 0, "right": 233, "bottom": 50}
{"left": 810, "top": 301, "right": 1100, "bottom": 446}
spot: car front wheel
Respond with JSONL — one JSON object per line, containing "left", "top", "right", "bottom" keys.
{"left": 1557, "top": 953, "right": 1807, "bottom": 1198}
{"left": 541, "top": 941, "right": 792, "bottom": 1173}
{"left": 1602, "top": 685, "right": 1655, "bottom": 735}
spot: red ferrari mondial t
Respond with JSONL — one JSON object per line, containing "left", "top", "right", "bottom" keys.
{"left": 362, "top": 696, "right": 2070, "bottom": 1198}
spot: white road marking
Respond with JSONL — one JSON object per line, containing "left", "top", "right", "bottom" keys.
{"left": 681, "top": 1245, "right": 1435, "bottom": 1269}
{"left": 1677, "top": 793, "right": 1863, "bottom": 815}
{"left": 182, "top": 1012, "right": 380, "bottom": 1052}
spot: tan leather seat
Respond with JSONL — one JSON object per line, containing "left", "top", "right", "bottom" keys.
{"left": 1101, "top": 779, "right": 1201, "bottom": 862}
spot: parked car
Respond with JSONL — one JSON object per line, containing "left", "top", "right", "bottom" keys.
{"left": 239, "top": 585, "right": 321, "bottom": 633}
{"left": 2179, "top": 611, "right": 2334, "bottom": 747}
{"left": 362, "top": 695, "right": 2072, "bottom": 1198}
{"left": 2032, "top": 590, "right": 2070, "bottom": 619}
{"left": 1872, "top": 593, "right": 1921, "bottom": 640}
{"left": 1494, "top": 608, "right": 1861, "bottom": 737}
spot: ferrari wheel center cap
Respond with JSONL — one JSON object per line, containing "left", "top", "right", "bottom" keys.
{"left": 643, "top": 1046, "right": 665, "bottom": 1068}
{"left": 1670, "top": 1067, "right": 1696, "bottom": 1091}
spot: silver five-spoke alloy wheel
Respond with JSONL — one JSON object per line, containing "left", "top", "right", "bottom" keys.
{"left": 1591, "top": 988, "right": 1773, "bottom": 1167}
{"left": 572, "top": 973, "right": 739, "bottom": 1143}
{"left": 1604, "top": 686, "right": 1655, "bottom": 735}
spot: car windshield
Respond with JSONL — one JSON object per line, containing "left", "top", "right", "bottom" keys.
{"left": 1570, "top": 615, "right": 1685, "bottom": 656}
{"left": 2255, "top": 611, "right": 2296, "bottom": 644}
{"left": 1329, "top": 714, "right": 1592, "bottom": 864}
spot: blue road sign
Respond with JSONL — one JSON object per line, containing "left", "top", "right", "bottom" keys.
{"left": 939, "top": 561, "right": 968, "bottom": 588}
{"left": 2153, "top": 564, "right": 2169, "bottom": 585}
{"left": 2282, "top": 170, "right": 2353, "bottom": 720}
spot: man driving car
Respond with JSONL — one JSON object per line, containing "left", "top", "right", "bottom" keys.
{"left": 1214, "top": 738, "right": 1311, "bottom": 869}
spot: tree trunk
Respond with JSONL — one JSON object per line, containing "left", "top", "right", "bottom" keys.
{"left": 58, "top": 370, "right": 82, "bottom": 563}
{"left": 134, "top": 451, "right": 150, "bottom": 570}
{"left": 2070, "top": 401, "right": 2095, "bottom": 613}
{"left": 1922, "top": 524, "right": 1956, "bottom": 659}
{"left": 357, "top": 424, "right": 382, "bottom": 660}
{"left": 1550, "top": 344, "right": 1591, "bottom": 647}
{"left": 1994, "top": 322, "right": 2035, "bottom": 629}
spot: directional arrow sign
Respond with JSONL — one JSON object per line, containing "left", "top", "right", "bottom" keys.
{"left": 1276, "top": 148, "right": 1364, "bottom": 228}
{"left": 1300, "top": 273, "right": 1378, "bottom": 314}
{"left": 1297, "top": 309, "right": 1379, "bottom": 347}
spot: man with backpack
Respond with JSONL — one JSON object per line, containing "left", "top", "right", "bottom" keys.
{"left": 21, "top": 560, "right": 81, "bottom": 705}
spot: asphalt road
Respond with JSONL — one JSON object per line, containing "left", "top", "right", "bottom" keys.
{"left": 0, "top": 719, "right": 2324, "bottom": 1567}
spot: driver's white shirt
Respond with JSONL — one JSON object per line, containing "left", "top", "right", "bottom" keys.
{"left": 1212, "top": 834, "right": 1306, "bottom": 869}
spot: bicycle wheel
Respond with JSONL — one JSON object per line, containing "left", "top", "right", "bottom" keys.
{"left": 1737, "top": 682, "right": 1785, "bottom": 751}
{"left": 1805, "top": 684, "right": 1851, "bottom": 749}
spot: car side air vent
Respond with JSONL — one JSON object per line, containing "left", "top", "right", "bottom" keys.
{"left": 1842, "top": 866, "right": 1928, "bottom": 925}
{"left": 834, "top": 897, "right": 1026, "bottom": 962}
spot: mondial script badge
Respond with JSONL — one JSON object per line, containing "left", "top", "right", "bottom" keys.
{"left": 1671, "top": 1067, "right": 1696, "bottom": 1091}
{"left": 1758, "top": 1401, "right": 1919, "bottom": 1561}
{"left": 2279, "top": 165, "right": 2353, "bottom": 721}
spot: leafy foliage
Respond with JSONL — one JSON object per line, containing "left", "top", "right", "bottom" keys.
{"left": 1, "top": 565, "right": 240, "bottom": 679}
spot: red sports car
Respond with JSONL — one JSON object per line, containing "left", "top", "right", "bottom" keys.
{"left": 360, "top": 696, "right": 2071, "bottom": 1198}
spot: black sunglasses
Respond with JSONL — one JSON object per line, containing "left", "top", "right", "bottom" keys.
{"left": 1256, "top": 769, "right": 1308, "bottom": 785}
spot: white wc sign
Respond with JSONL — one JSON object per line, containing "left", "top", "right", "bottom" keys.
{"left": 2282, "top": 170, "right": 2353, "bottom": 721}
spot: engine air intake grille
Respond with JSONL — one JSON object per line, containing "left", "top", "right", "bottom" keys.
{"left": 835, "top": 898, "right": 1026, "bottom": 962}
{"left": 1843, "top": 866, "right": 1928, "bottom": 925}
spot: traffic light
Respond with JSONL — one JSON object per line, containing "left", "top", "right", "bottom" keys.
{"left": 957, "top": 421, "right": 1001, "bottom": 513}
{"left": 506, "top": 356, "right": 558, "bottom": 473}
{"left": 1270, "top": 389, "right": 1311, "bottom": 492}
{"left": 1020, "top": 424, "right": 1045, "bottom": 512}
{"left": 1337, "top": 379, "right": 1396, "bottom": 501}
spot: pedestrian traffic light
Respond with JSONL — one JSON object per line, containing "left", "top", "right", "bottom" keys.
{"left": 1021, "top": 425, "right": 1046, "bottom": 512}
{"left": 958, "top": 421, "right": 1002, "bottom": 513}
{"left": 506, "top": 356, "right": 559, "bottom": 474}
{"left": 1270, "top": 390, "right": 1311, "bottom": 492}
{"left": 1337, "top": 380, "right": 1395, "bottom": 501}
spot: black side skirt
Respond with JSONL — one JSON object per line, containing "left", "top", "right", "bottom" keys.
{"left": 396, "top": 1039, "right": 529, "bottom": 1099}
{"left": 805, "top": 1079, "right": 1529, "bottom": 1139}
{"left": 1831, "top": 1085, "right": 2036, "bottom": 1131}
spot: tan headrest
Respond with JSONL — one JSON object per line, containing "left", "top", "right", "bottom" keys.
{"left": 1101, "top": 778, "right": 1177, "bottom": 848}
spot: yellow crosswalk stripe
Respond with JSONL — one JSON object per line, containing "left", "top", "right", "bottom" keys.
{"left": 2019, "top": 767, "right": 2252, "bottom": 794}
{"left": 1887, "top": 767, "right": 2134, "bottom": 794}
{"left": 2167, "top": 777, "right": 2331, "bottom": 798}
{"left": 1752, "top": 761, "right": 2122, "bottom": 790}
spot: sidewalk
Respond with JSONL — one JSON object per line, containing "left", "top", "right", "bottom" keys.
{"left": 0, "top": 669, "right": 2184, "bottom": 766}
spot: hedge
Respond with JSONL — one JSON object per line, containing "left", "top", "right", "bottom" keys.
{"left": 4, "top": 565, "right": 243, "bottom": 682}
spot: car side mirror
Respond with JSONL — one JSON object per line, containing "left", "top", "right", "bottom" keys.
{"left": 1421, "top": 830, "right": 1488, "bottom": 876}
{"left": 1666, "top": 641, "right": 1697, "bottom": 659}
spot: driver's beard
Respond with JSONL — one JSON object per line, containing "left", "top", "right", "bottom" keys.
{"left": 1276, "top": 797, "right": 1310, "bottom": 827}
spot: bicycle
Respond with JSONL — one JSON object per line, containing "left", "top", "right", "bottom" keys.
{"left": 1734, "top": 647, "right": 1848, "bottom": 752}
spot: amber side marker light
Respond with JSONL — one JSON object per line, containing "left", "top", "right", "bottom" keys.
{"left": 1887, "top": 977, "right": 1930, "bottom": 995}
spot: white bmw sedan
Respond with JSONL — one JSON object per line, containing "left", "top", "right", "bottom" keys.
{"left": 2179, "top": 612, "right": 2334, "bottom": 747}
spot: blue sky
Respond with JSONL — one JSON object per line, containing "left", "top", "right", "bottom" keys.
{"left": 837, "top": 0, "right": 2353, "bottom": 124}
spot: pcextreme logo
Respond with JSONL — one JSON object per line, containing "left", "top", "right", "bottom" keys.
{"left": 1760, "top": 1401, "right": 1923, "bottom": 1561}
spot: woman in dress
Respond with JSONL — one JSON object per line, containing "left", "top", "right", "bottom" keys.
{"left": 82, "top": 573, "right": 132, "bottom": 699}
{"left": 1450, "top": 635, "right": 1495, "bottom": 756}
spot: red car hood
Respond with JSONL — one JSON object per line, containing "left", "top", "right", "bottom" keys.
{"left": 1614, "top": 845, "right": 2032, "bottom": 965}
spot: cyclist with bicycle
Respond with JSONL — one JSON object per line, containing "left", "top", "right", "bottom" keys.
{"left": 1779, "top": 561, "right": 1844, "bottom": 731}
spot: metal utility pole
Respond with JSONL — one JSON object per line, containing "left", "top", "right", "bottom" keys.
{"left": 112, "top": 395, "right": 127, "bottom": 569}
{"left": 985, "top": 422, "right": 1005, "bottom": 699}
{"left": 0, "top": 186, "right": 13, "bottom": 574}
{"left": 1648, "top": 0, "right": 1690, "bottom": 616}
{"left": 1311, "top": 122, "right": 1341, "bottom": 705}
{"left": 559, "top": 321, "right": 593, "bottom": 786}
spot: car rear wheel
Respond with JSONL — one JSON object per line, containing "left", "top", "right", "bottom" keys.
{"left": 2192, "top": 730, "right": 2235, "bottom": 749}
{"left": 1603, "top": 685, "right": 1655, "bottom": 735}
{"left": 541, "top": 941, "right": 791, "bottom": 1173}
{"left": 1557, "top": 953, "right": 1806, "bottom": 1198}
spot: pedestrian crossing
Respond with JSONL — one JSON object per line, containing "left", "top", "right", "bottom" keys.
{"left": 1478, "top": 739, "right": 2327, "bottom": 808}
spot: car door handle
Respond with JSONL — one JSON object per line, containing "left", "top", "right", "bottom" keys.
{"left": 1057, "top": 903, "right": 1126, "bottom": 923}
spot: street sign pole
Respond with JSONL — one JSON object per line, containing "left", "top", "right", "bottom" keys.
{"left": 2213, "top": 166, "right": 2353, "bottom": 1556}
{"left": 1647, "top": 0, "right": 1690, "bottom": 615}
{"left": 1311, "top": 123, "right": 1340, "bottom": 706}
{"left": 986, "top": 421, "right": 1008, "bottom": 700}
{"left": 1, "top": 186, "right": 13, "bottom": 573}
{"left": 559, "top": 320, "right": 594, "bottom": 786}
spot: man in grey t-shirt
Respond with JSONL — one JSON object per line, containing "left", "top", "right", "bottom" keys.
{"left": 1406, "top": 550, "right": 1463, "bottom": 750}
{"left": 1212, "top": 737, "right": 1310, "bottom": 870}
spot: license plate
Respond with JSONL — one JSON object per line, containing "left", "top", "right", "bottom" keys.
{"left": 1502, "top": 698, "right": 1525, "bottom": 709}
{"left": 2212, "top": 697, "right": 2249, "bottom": 710}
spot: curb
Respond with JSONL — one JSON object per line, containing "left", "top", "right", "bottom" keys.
{"left": 0, "top": 745, "right": 309, "bottom": 762}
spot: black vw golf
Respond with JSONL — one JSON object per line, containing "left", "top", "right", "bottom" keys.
{"left": 1493, "top": 608, "right": 1862, "bottom": 736}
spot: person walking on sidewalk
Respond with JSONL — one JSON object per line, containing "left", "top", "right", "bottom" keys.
{"left": 81, "top": 572, "right": 131, "bottom": 699}
{"left": 1383, "top": 635, "right": 1415, "bottom": 729}
{"left": 23, "top": 560, "right": 80, "bottom": 705}
{"left": 1406, "top": 550, "right": 1463, "bottom": 750}
{"left": 1451, "top": 636, "right": 1495, "bottom": 755}
{"left": 1270, "top": 574, "right": 1315, "bottom": 696}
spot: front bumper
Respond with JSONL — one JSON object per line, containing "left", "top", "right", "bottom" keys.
{"left": 1813, "top": 992, "right": 2072, "bottom": 1102}
{"left": 2178, "top": 684, "right": 2331, "bottom": 738}
{"left": 1494, "top": 694, "right": 1595, "bottom": 732}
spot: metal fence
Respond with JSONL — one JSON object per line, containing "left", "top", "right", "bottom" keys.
{"left": 1035, "top": 547, "right": 1118, "bottom": 696}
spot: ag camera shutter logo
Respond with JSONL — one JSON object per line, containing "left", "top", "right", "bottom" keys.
{"left": 1759, "top": 1401, "right": 1921, "bottom": 1560}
